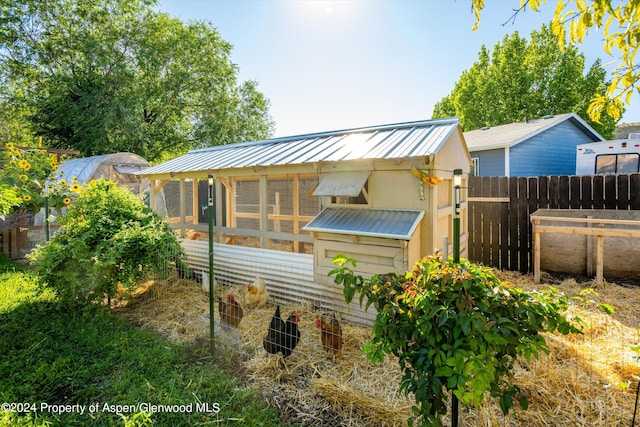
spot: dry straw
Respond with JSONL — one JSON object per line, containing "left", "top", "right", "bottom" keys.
{"left": 117, "top": 270, "right": 640, "bottom": 426}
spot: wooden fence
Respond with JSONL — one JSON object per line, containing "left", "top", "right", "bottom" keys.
{"left": 467, "top": 173, "right": 640, "bottom": 273}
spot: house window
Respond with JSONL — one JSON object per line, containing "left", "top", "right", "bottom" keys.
{"left": 595, "top": 154, "right": 640, "bottom": 174}
{"left": 471, "top": 158, "right": 480, "bottom": 176}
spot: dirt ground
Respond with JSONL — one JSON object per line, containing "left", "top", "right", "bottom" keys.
{"left": 115, "top": 269, "right": 640, "bottom": 426}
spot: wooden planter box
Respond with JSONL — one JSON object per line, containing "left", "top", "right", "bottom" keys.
{"left": 531, "top": 209, "right": 640, "bottom": 283}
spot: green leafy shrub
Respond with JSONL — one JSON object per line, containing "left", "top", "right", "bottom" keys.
{"left": 28, "top": 178, "right": 186, "bottom": 302}
{"left": 330, "top": 253, "right": 583, "bottom": 426}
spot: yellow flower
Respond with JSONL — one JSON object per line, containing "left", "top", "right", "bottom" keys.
{"left": 59, "top": 179, "right": 68, "bottom": 187}
{"left": 19, "top": 174, "right": 28, "bottom": 181}
{"left": 71, "top": 176, "right": 78, "bottom": 183}
{"left": 6, "top": 142, "right": 15, "bottom": 150}
{"left": 47, "top": 186, "right": 54, "bottom": 192}
{"left": 23, "top": 195, "right": 31, "bottom": 201}
{"left": 18, "top": 159, "right": 29, "bottom": 169}
{"left": 63, "top": 197, "right": 72, "bottom": 206}
{"left": 71, "top": 184, "right": 81, "bottom": 192}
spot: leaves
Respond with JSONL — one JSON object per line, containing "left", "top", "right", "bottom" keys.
{"left": 0, "top": 144, "right": 82, "bottom": 214}
{"left": 471, "top": 1, "right": 638, "bottom": 126}
{"left": 330, "top": 253, "right": 582, "bottom": 426}
{"left": 0, "top": 0, "right": 274, "bottom": 162}
{"left": 28, "top": 178, "right": 186, "bottom": 302}
{"left": 433, "top": 23, "right": 617, "bottom": 138}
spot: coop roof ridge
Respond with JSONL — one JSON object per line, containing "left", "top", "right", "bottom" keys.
{"left": 189, "top": 117, "right": 460, "bottom": 154}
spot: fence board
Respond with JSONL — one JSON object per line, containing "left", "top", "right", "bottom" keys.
{"left": 570, "top": 176, "right": 581, "bottom": 209}
{"left": 632, "top": 174, "right": 640, "bottom": 209}
{"left": 581, "top": 176, "right": 593, "bottom": 209}
{"left": 468, "top": 173, "right": 640, "bottom": 273}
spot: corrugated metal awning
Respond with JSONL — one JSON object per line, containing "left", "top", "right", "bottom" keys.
{"left": 312, "top": 171, "right": 370, "bottom": 197}
{"left": 303, "top": 208, "right": 424, "bottom": 240}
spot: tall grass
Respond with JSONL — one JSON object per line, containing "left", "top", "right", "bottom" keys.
{"left": 0, "top": 256, "right": 284, "bottom": 427}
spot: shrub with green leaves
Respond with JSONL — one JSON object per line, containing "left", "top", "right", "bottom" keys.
{"left": 330, "top": 253, "right": 583, "bottom": 427}
{"left": 28, "top": 178, "right": 186, "bottom": 302}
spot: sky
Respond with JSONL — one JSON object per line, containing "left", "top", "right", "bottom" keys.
{"left": 157, "top": 0, "right": 639, "bottom": 138}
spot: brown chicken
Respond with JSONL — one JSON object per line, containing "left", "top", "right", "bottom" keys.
{"left": 218, "top": 293, "right": 243, "bottom": 329}
{"left": 246, "top": 276, "right": 269, "bottom": 308}
{"left": 315, "top": 312, "right": 343, "bottom": 359}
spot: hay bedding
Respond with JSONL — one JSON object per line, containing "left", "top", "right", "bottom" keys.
{"left": 116, "top": 272, "right": 640, "bottom": 426}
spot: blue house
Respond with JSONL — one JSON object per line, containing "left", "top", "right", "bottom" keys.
{"left": 464, "top": 113, "right": 604, "bottom": 177}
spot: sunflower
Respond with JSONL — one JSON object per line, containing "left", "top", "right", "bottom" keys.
{"left": 63, "top": 197, "right": 72, "bottom": 206}
{"left": 71, "top": 184, "right": 82, "bottom": 192}
{"left": 19, "top": 174, "right": 28, "bottom": 181}
{"left": 5, "top": 142, "right": 15, "bottom": 150}
{"left": 18, "top": 159, "right": 30, "bottom": 169}
{"left": 59, "top": 179, "right": 68, "bottom": 187}
{"left": 71, "top": 176, "right": 78, "bottom": 183}
{"left": 23, "top": 195, "right": 32, "bottom": 201}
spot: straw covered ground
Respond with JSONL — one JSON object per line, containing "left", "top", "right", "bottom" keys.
{"left": 115, "top": 270, "right": 640, "bottom": 426}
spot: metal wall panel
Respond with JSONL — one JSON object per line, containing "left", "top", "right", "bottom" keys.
{"left": 179, "top": 239, "right": 376, "bottom": 326}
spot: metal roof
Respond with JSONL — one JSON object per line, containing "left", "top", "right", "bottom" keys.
{"left": 137, "top": 118, "right": 460, "bottom": 176}
{"left": 303, "top": 208, "right": 424, "bottom": 240}
{"left": 464, "top": 113, "right": 604, "bottom": 151}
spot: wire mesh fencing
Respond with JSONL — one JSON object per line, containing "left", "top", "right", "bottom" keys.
{"left": 138, "top": 242, "right": 640, "bottom": 426}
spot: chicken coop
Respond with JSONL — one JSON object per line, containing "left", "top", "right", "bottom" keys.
{"left": 137, "top": 118, "right": 472, "bottom": 325}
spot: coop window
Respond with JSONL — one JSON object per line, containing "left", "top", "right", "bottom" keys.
{"left": 313, "top": 171, "right": 369, "bottom": 205}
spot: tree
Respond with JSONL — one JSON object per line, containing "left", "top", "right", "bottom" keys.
{"left": 471, "top": 0, "right": 639, "bottom": 123}
{"left": 331, "top": 253, "right": 582, "bottom": 426}
{"left": 0, "top": 0, "right": 274, "bottom": 162}
{"left": 433, "top": 24, "right": 617, "bottom": 138}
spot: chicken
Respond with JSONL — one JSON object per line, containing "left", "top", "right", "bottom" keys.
{"left": 282, "top": 312, "right": 301, "bottom": 358}
{"left": 315, "top": 312, "right": 343, "bottom": 359}
{"left": 218, "top": 293, "right": 243, "bottom": 329}
{"left": 246, "top": 276, "right": 269, "bottom": 308}
{"left": 263, "top": 305, "right": 285, "bottom": 354}
{"left": 263, "top": 305, "right": 301, "bottom": 358}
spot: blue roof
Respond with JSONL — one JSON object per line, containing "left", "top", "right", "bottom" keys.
{"left": 137, "top": 118, "right": 460, "bottom": 177}
{"left": 303, "top": 208, "right": 424, "bottom": 240}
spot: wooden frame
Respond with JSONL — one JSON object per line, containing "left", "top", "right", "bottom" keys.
{"left": 532, "top": 213, "right": 640, "bottom": 284}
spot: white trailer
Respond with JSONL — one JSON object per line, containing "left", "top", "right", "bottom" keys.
{"left": 576, "top": 138, "right": 640, "bottom": 175}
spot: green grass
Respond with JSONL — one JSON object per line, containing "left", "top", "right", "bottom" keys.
{"left": 0, "top": 257, "right": 284, "bottom": 427}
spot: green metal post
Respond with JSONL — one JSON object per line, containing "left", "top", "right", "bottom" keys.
{"left": 208, "top": 174, "right": 215, "bottom": 353}
{"left": 453, "top": 168, "right": 462, "bottom": 263}
{"left": 452, "top": 168, "right": 462, "bottom": 427}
